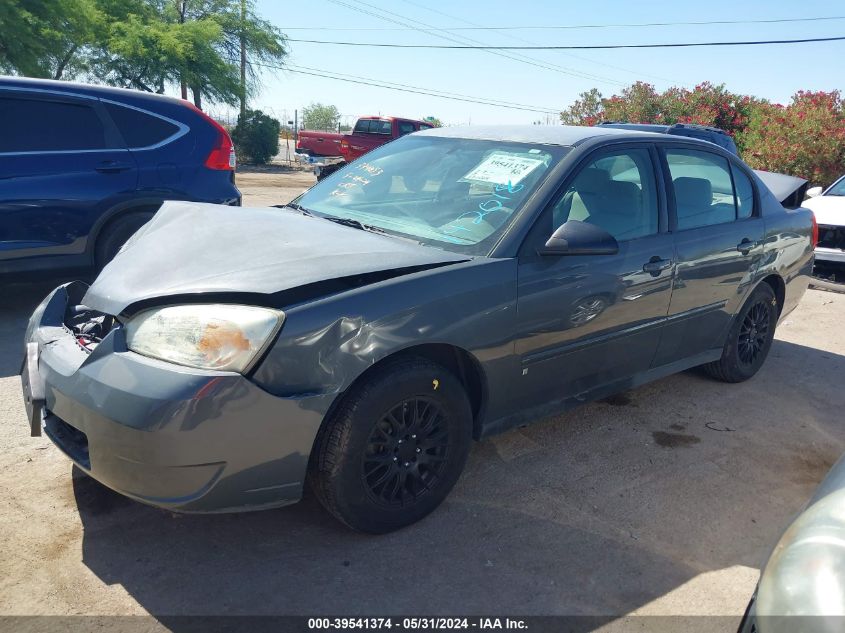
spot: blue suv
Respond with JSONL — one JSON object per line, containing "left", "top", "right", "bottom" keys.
{"left": 0, "top": 77, "right": 241, "bottom": 274}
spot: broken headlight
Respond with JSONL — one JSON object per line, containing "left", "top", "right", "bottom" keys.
{"left": 125, "top": 304, "right": 284, "bottom": 373}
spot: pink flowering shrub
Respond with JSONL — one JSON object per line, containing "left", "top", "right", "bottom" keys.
{"left": 560, "top": 83, "right": 845, "bottom": 185}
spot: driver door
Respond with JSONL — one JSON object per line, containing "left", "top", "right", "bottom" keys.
{"left": 514, "top": 145, "right": 675, "bottom": 408}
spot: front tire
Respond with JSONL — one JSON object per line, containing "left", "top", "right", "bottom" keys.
{"left": 94, "top": 211, "right": 155, "bottom": 270}
{"left": 310, "top": 357, "right": 472, "bottom": 533}
{"left": 703, "top": 283, "right": 778, "bottom": 383}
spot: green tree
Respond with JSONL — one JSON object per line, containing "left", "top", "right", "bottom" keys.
{"left": 0, "top": 0, "right": 101, "bottom": 78}
{"left": 559, "top": 88, "right": 604, "bottom": 126}
{"left": 302, "top": 103, "right": 341, "bottom": 131}
{"left": 1, "top": 0, "right": 287, "bottom": 110}
{"left": 170, "top": 0, "right": 287, "bottom": 109}
{"left": 231, "top": 109, "right": 280, "bottom": 164}
{"left": 422, "top": 116, "right": 443, "bottom": 127}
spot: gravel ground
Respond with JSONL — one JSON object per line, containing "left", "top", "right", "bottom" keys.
{"left": 0, "top": 171, "right": 843, "bottom": 628}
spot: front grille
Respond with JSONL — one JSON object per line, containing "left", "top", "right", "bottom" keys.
{"left": 818, "top": 224, "right": 845, "bottom": 251}
{"left": 44, "top": 413, "right": 90, "bottom": 469}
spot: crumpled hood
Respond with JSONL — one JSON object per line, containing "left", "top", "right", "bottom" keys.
{"left": 84, "top": 201, "right": 467, "bottom": 315}
{"left": 801, "top": 195, "right": 845, "bottom": 226}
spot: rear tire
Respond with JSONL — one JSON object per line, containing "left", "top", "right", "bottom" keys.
{"left": 310, "top": 357, "right": 472, "bottom": 533}
{"left": 95, "top": 211, "right": 154, "bottom": 270}
{"left": 703, "top": 283, "right": 778, "bottom": 383}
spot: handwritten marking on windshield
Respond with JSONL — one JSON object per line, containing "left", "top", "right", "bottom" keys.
{"left": 442, "top": 181, "right": 525, "bottom": 235}
{"left": 328, "top": 162, "right": 384, "bottom": 198}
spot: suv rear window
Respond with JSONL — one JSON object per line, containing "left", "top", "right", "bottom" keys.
{"left": 0, "top": 96, "right": 105, "bottom": 152}
{"left": 105, "top": 103, "right": 179, "bottom": 148}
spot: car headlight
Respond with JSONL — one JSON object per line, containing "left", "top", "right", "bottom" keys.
{"left": 755, "top": 487, "right": 845, "bottom": 633}
{"left": 125, "top": 304, "right": 284, "bottom": 373}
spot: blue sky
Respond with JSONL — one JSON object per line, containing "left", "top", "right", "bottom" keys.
{"left": 238, "top": 0, "right": 845, "bottom": 126}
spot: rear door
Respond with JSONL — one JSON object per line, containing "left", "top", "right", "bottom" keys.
{"left": 515, "top": 144, "right": 674, "bottom": 406}
{"left": 0, "top": 90, "right": 138, "bottom": 263}
{"left": 652, "top": 145, "right": 765, "bottom": 366}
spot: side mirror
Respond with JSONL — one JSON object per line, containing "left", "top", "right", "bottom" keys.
{"left": 539, "top": 220, "right": 619, "bottom": 256}
{"left": 806, "top": 186, "right": 823, "bottom": 198}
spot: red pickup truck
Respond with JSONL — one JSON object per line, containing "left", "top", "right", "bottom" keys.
{"left": 297, "top": 116, "right": 433, "bottom": 161}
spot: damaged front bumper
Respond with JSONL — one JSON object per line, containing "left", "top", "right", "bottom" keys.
{"left": 20, "top": 282, "right": 334, "bottom": 512}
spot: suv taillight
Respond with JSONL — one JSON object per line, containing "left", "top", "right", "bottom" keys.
{"left": 185, "top": 103, "right": 236, "bottom": 170}
{"left": 811, "top": 210, "right": 819, "bottom": 247}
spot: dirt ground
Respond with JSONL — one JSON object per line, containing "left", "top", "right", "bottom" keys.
{"left": 236, "top": 165, "right": 316, "bottom": 207}
{"left": 1, "top": 170, "right": 843, "bottom": 629}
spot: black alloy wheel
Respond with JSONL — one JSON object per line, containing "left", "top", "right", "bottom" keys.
{"left": 737, "top": 300, "right": 771, "bottom": 368}
{"left": 362, "top": 397, "right": 450, "bottom": 506}
{"left": 310, "top": 357, "right": 472, "bottom": 533}
{"left": 703, "top": 282, "right": 778, "bottom": 383}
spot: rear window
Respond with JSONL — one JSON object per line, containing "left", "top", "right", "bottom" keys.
{"left": 354, "top": 119, "right": 392, "bottom": 135}
{"left": 105, "top": 103, "right": 179, "bottom": 148}
{"left": 0, "top": 96, "right": 105, "bottom": 152}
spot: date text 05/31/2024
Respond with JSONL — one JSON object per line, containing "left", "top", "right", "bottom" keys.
{"left": 307, "top": 617, "right": 528, "bottom": 630}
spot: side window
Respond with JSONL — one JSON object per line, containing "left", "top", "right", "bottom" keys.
{"left": 0, "top": 96, "right": 105, "bottom": 152}
{"left": 731, "top": 164, "right": 755, "bottom": 219}
{"left": 375, "top": 120, "right": 392, "bottom": 135}
{"left": 398, "top": 121, "right": 416, "bottom": 136}
{"left": 353, "top": 120, "right": 371, "bottom": 134}
{"left": 666, "top": 149, "right": 738, "bottom": 230}
{"left": 104, "top": 103, "right": 179, "bottom": 148}
{"left": 550, "top": 148, "right": 658, "bottom": 241}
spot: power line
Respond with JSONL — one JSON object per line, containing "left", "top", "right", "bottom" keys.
{"left": 395, "top": 0, "right": 685, "bottom": 89}
{"left": 282, "top": 15, "right": 845, "bottom": 31}
{"left": 287, "top": 64, "right": 562, "bottom": 112}
{"left": 324, "top": 0, "right": 628, "bottom": 87}
{"left": 286, "top": 35, "right": 845, "bottom": 49}
{"left": 285, "top": 68, "right": 558, "bottom": 113}
{"left": 249, "top": 59, "right": 561, "bottom": 113}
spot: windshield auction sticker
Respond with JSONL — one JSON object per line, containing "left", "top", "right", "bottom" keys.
{"left": 461, "top": 152, "right": 545, "bottom": 186}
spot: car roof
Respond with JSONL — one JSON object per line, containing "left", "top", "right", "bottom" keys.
{"left": 0, "top": 75, "right": 188, "bottom": 108}
{"left": 416, "top": 124, "right": 671, "bottom": 147}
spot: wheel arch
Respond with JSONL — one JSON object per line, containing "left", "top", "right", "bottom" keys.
{"left": 86, "top": 198, "right": 164, "bottom": 261}
{"left": 759, "top": 273, "right": 786, "bottom": 317}
{"left": 318, "top": 343, "right": 488, "bottom": 444}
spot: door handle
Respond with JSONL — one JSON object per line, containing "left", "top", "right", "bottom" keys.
{"left": 643, "top": 257, "right": 672, "bottom": 276}
{"left": 736, "top": 239, "right": 761, "bottom": 255}
{"left": 96, "top": 161, "right": 132, "bottom": 173}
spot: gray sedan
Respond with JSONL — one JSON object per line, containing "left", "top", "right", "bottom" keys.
{"left": 21, "top": 125, "right": 815, "bottom": 532}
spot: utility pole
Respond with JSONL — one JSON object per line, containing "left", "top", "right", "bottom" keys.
{"left": 240, "top": 0, "right": 247, "bottom": 118}
{"left": 178, "top": 0, "right": 187, "bottom": 100}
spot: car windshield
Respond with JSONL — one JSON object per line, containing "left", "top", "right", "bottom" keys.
{"left": 295, "top": 135, "right": 570, "bottom": 256}
{"left": 827, "top": 177, "right": 845, "bottom": 196}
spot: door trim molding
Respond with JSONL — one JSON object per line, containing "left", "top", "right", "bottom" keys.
{"left": 521, "top": 300, "right": 726, "bottom": 367}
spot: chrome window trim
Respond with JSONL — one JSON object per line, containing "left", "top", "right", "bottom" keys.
{"left": 99, "top": 97, "right": 189, "bottom": 150}
{"left": 0, "top": 86, "right": 188, "bottom": 155}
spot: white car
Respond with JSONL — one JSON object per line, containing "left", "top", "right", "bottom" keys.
{"left": 803, "top": 175, "right": 845, "bottom": 276}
